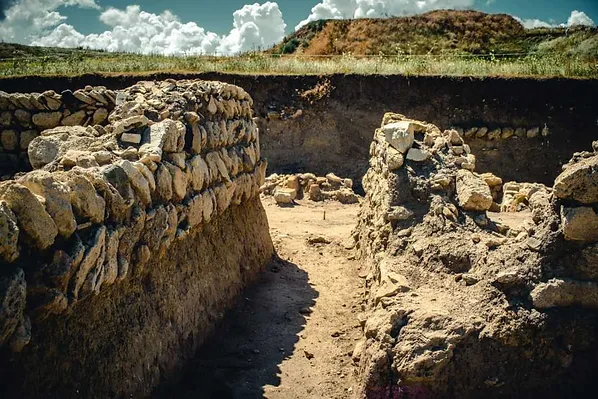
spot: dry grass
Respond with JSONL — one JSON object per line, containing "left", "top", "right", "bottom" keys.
{"left": 0, "top": 52, "right": 596, "bottom": 79}
{"left": 277, "top": 10, "right": 598, "bottom": 58}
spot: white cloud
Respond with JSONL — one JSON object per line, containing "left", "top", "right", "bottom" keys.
{"left": 515, "top": 10, "right": 595, "bottom": 29}
{"left": 0, "top": 0, "right": 99, "bottom": 44}
{"left": 2, "top": 1, "right": 285, "bottom": 56}
{"left": 567, "top": 10, "right": 594, "bottom": 27}
{"left": 514, "top": 16, "right": 553, "bottom": 29}
{"left": 218, "top": 2, "right": 287, "bottom": 54}
{"left": 296, "top": 0, "right": 475, "bottom": 30}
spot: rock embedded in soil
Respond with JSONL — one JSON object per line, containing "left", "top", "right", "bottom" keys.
{"left": 531, "top": 279, "right": 598, "bottom": 309}
{"left": 561, "top": 206, "right": 598, "bottom": 242}
{"left": 456, "top": 169, "right": 493, "bottom": 211}
{"left": 382, "top": 121, "right": 416, "bottom": 153}
{"left": 262, "top": 172, "right": 360, "bottom": 205}
{"left": 554, "top": 155, "right": 598, "bottom": 204}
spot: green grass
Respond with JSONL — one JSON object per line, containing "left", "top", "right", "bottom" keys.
{"left": 0, "top": 52, "right": 596, "bottom": 79}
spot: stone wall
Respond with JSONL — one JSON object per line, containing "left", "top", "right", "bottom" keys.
{"left": 352, "top": 113, "right": 598, "bottom": 398}
{"left": 0, "top": 79, "right": 274, "bottom": 397}
{"left": 0, "top": 86, "right": 116, "bottom": 176}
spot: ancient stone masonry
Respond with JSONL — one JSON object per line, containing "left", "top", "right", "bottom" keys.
{"left": 260, "top": 172, "right": 360, "bottom": 205}
{"left": 0, "top": 86, "right": 117, "bottom": 176}
{"left": 352, "top": 113, "right": 598, "bottom": 398}
{"left": 0, "top": 79, "right": 273, "bottom": 397}
{"left": 455, "top": 124, "right": 550, "bottom": 141}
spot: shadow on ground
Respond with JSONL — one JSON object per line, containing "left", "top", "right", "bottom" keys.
{"left": 153, "top": 253, "right": 318, "bottom": 398}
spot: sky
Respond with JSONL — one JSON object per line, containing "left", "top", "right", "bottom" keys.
{"left": 0, "top": 0, "right": 596, "bottom": 55}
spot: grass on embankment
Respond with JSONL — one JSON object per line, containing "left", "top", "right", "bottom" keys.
{"left": 0, "top": 53, "right": 596, "bottom": 79}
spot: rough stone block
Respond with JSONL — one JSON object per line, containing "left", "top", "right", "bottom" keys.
{"left": 456, "top": 170, "right": 493, "bottom": 212}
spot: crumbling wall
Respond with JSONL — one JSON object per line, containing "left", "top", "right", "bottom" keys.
{"left": 353, "top": 113, "right": 598, "bottom": 398}
{"left": 0, "top": 86, "right": 116, "bottom": 176}
{"left": 0, "top": 79, "right": 273, "bottom": 397}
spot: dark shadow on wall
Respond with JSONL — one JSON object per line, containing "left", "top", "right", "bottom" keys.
{"left": 152, "top": 253, "right": 318, "bottom": 399}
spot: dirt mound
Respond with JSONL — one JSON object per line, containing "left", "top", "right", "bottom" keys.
{"left": 353, "top": 113, "right": 598, "bottom": 397}
{"left": 275, "top": 10, "right": 597, "bottom": 57}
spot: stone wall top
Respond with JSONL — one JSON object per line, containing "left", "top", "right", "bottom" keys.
{"left": 0, "top": 86, "right": 117, "bottom": 176}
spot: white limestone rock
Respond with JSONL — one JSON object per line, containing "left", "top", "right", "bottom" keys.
{"left": 456, "top": 170, "right": 493, "bottom": 212}
{"left": 382, "top": 121, "right": 416, "bottom": 154}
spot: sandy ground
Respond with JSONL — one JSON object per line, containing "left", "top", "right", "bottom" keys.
{"left": 157, "top": 197, "right": 365, "bottom": 399}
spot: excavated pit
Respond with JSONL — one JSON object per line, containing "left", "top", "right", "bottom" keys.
{"left": 1, "top": 74, "right": 597, "bottom": 397}
{"left": 1, "top": 74, "right": 597, "bottom": 189}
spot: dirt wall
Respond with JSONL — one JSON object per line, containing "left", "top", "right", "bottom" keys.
{"left": 353, "top": 113, "right": 598, "bottom": 398}
{"left": 1, "top": 73, "right": 597, "bottom": 188}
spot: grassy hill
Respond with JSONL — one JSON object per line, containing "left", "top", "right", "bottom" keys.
{"left": 0, "top": 42, "right": 110, "bottom": 60}
{"left": 274, "top": 10, "right": 598, "bottom": 58}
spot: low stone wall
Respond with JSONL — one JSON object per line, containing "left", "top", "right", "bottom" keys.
{"left": 0, "top": 86, "right": 117, "bottom": 176}
{"left": 0, "top": 79, "right": 273, "bottom": 397}
{"left": 352, "top": 113, "right": 598, "bottom": 398}
{"left": 456, "top": 125, "right": 549, "bottom": 140}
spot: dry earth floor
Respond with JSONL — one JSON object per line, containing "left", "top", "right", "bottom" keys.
{"left": 155, "top": 197, "right": 365, "bottom": 399}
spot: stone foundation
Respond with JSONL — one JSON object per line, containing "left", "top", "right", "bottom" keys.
{"left": 0, "top": 79, "right": 274, "bottom": 397}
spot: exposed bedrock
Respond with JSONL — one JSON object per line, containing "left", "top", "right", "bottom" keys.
{"left": 353, "top": 112, "right": 598, "bottom": 398}
{"left": 0, "top": 79, "right": 274, "bottom": 397}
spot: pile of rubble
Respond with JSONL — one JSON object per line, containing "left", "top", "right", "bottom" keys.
{"left": 353, "top": 112, "right": 598, "bottom": 397}
{"left": 260, "top": 172, "right": 360, "bottom": 205}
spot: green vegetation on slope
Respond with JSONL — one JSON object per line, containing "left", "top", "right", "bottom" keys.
{"left": 0, "top": 42, "right": 109, "bottom": 60}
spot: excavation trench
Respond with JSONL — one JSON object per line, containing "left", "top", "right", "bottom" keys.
{"left": 1, "top": 75, "right": 597, "bottom": 398}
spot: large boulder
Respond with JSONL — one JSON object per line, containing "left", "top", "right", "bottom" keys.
{"left": 554, "top": 156, "right": 598, "bottom": 204}
{"left": 117, "top": 160, "right": 152, "bottom": 206}
{"left": 561, "top": 206, "right": 598, "bottom": 242}
{"left": 18, "top": 170, "right": 76, "bottom": 237}
{"left": 56, "top": 172, "right": 106, "bottom": 224}
{"left": 28, "top": 126, "right": 115, "bottom": 169}
{"left": 456, "top": 170, "right": 493, "bottom": 212}
{"left": 32, "top": 112, "right": 62, "bottom": 129}
{"left": 531, "top": 279, "right": 598, "bottom": 309}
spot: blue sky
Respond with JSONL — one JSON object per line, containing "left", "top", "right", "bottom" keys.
{"left": 58, "top": 0, "right": 598, "bottom": 36}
